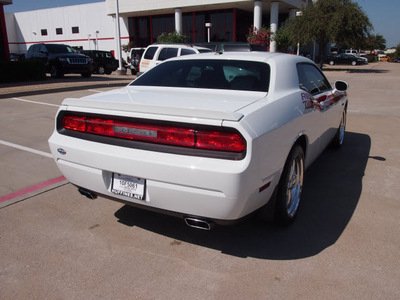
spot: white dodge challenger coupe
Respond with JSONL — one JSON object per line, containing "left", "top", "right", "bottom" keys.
{"left": 49, "top": 52, "right": 348, "bottom": 229}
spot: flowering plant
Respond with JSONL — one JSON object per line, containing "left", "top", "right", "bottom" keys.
{"left": 246, "top": 26, "right": 271, "bottom": 51}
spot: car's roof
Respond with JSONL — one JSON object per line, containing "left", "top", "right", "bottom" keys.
{"left": 167, "top": 51, "right": 313, "bottom": 65}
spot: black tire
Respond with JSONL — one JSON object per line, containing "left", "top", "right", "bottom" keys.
{"left": 130, "top": 69, "right": 137, "bottom": 75}
{"left": 331, "top": 109, "right": 347, "bottom": 148}
{"left": 50, "top": 65, "right": 63, "bottom": 78}
{"left": 329, "top": 60, "right": 335, "bottom": 66}
{"left": 351, "top": 61, "right": 357, "bottom": 66}
{"left": 81, "top": 72, "right": 92, "bottom": 78}
{"left": 275, "top": 145, "right": 305, "bottom": 225}
{"left": 105, "top": 70, "right": 112, "bottom": 75}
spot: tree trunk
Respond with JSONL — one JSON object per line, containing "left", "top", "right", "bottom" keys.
{"left": 319, "top": 41, "right": 327, "bottom": 69}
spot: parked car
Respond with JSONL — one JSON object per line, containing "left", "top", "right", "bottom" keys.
{"left": 326, "top": 53, "right": 367, "bottom": 66}
{"left": 196, "top": 42, "right": 267, "bottom": 52}
{"left": 80, "top": 50, "right": 118, "bottom": 75}
{"left": 128, "top": 47, "right": 145, "bottom": 75}
{"left": 138, "top": 43, "right": 212, "bottom": 75}
{"left": 9, "top": 53, "right": 25, "bottom": 61}
{"left": 49, "top": 52, "right": 348, "bottom": 229}
{"left": 349, "top": 53, "right": 368, "bottom": 64}
{"left": 25, "top": 43, "right": 92, "bottom": 78}
{"left": 378, "top": 55, "right": 390, "bottom": 62}
{"left": 345, "top": 49, "right": 359, "bottom": 55}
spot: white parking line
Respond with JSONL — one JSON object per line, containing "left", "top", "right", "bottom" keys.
{"left": 12, "top": 98, "right": 60, "bottom": 107}
{"left": 0, "top": 140, "right": 53, "bottom": 158}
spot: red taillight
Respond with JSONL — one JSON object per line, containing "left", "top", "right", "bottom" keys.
{"left": 63, "top": 116, "right": 86, "bottom": 131}
{"left": 196, "top": 130, "right": 245, "bottom": 152}
{"left": 62, "top": 115, "right": 245, "bottom": 153}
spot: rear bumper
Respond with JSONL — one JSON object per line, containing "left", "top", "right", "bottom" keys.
{"left": 49, "top": 133, "right": 278, "bottom": 221}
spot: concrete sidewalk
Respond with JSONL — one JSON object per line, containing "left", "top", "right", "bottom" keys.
{"left": 0, "top": 73, "right": 135, "bottom": 99}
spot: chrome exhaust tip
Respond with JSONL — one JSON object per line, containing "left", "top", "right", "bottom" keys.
{"left": 184, "top": 217, "right": 214, "bottom": 230}
{"left": 78, "top": 188, "right": 97, "bottom": 200}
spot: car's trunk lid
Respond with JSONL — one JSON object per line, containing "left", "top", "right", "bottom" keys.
{"left": 62, "top": 86, "right": 267, "bottom": 121}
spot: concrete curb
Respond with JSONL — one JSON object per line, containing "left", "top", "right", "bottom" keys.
{"left": 0, "top": 82, "right": 130, "bottom": 99}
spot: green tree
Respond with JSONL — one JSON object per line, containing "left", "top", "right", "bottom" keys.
{"left": 395, "top": 44, "right": 400, "bottom": 58}
{"left": 274, "top": 26, "right": 297, "bottom": 52}
{"left": 157, "top": 32, "right": 188, "bottom": 43}
{"left": 366, "top": 34, "right": 387, "bottom": 51}
{"left": 286, "top": 0, "right": 372, "bottom": 68}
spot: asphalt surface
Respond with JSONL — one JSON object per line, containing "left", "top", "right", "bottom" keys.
{"left": 0, "top": 73, "right": 135, "bottom": 99}
{"left": 0, "top": 64, "right": 399, "bottom": 299}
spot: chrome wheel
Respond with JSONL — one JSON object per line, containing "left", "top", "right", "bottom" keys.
{"left": 338, "top": 113, "right": 346, "bottom": 145}
{"left": 285, "top": 153, "right": 304, "bottom": 218}
{"left": 331, "top": 110, "right": 346, "bottom": 148}
{"left": 275, "top": 145, "right": 305, "bottom": 225}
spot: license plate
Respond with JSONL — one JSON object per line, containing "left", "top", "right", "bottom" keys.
{"left": 111, "top": 173, "right": 145, "bottom": 200}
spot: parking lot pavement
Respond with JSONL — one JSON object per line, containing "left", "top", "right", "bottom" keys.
{"left": 0, "top": 62, "right": 399, "bottom": 299}
{"left": 0, "top": 73, "right": 135, "bottom": 99}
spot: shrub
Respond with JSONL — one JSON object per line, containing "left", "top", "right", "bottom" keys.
{"left": 157, "top": 32, "right": 188, "bottom": 44}
{"left": 247, "top": 26, "right": 271, "bottom": 51}
{"left": 364, "top": 54, "right": 377, "bottom": 63}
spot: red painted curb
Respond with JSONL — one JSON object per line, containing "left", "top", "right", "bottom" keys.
{"left": 0, "top": 176, "right": 66, "bottom": 203}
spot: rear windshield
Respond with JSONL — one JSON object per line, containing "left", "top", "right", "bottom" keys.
{"left": 131, "top": 59, "right": 270, "bottom": 92}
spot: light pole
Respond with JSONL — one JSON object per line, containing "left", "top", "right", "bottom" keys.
{"left": 205, "top": 23, "right": 212, "bottom": 43}
{"left": 88, "top": 34, "right": 91, "bottom": 50}
{"left": 296, "top": 11, "right": 302, "bottom": 55}
{"left": 95, "top": 31, "right": 99, "bottom": 50}
{"left": 115, "top": 0, "right": 125, "bottom": 73}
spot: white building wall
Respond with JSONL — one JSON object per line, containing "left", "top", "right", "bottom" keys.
{"left": 5, "top": 12, "right": 17, "bottom": 53}
{"left": 6, "top": 0, "right": 307, "bottom": 58}
{"left": 6, "top": 2, "right": 129, "bottom": 61}
{"left": 106, "top": 0, "right": 305, "bottom": 15}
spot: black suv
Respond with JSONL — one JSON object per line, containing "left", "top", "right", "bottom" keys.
{"left": 25, "top": 43, "right": 92, "bottom": 78}
{"left": 80, "top": 50, "right": 118, "bottom": 75}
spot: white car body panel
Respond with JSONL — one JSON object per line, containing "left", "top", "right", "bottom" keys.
{"left": 49, "top": 52, "right": 348, "bottom": 223}
{"left": 62, "top": 86, "right": 267, "bottom": 121}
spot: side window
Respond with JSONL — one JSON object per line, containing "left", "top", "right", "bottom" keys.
{"left": 158, "top": 48, "right": 178, "bottom": 61}
{"left": 29, "top": 45, "right": 39, "bottom": 53}
{"left": 143, "top": 47, "right": 158, "bottom": 60}
{"left": 39, "top": 45, "right": 47, "bottom": 53}
{"left": 297, "top": 63, "right": 331, "bottom": 95}
{"left": 180, "top": 49, "right": 196, "bottom": 56}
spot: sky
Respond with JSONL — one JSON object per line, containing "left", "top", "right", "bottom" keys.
{"left": 3, "top": 0, "right": 399, "bottom": 48}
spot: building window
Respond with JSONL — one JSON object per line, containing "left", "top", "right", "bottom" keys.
{"left": 56, "top": 28, "right": 63, "bottom": 35}
{"left": 128, "top": 16, "right": 152, "bottom": 47}
{"left": 41, "top": 29, "right": 48, "bottom": 36}
{"left": 151, "top": 14, "right": 175, "bottom": 41}
{"left": 72, "top": 26, "right": 79, "bottom": 34}
{"left": 128, "top": 9, "right": 238, "bottom": 47}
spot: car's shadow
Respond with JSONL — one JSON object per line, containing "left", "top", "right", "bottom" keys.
{"left": 114, "top": 131, "right": 372, "bottom": 259}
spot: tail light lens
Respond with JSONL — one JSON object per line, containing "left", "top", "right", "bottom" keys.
{"left": 62, "top": 115, "right": 245, "bottom": 153}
